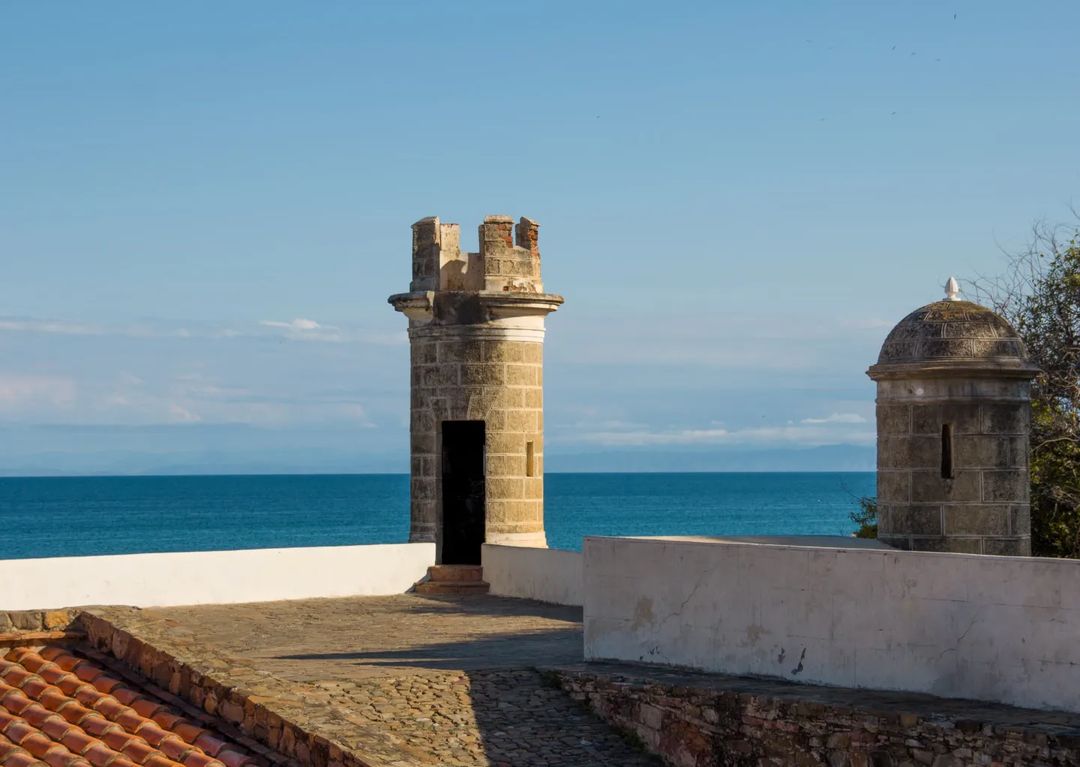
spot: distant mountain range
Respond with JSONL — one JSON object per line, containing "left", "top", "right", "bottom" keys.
{"left": 546, "top": 444, "right": 874, "bottom": 473}
{"left": 0, "top": 443, "right": 873, "bottom": 477}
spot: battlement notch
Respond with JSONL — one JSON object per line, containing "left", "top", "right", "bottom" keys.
{"left": 479, "top": 215, "right": 542, "bottom": 292}
{"left": 411, "top": 216, "right": 466, "bottom": 291}
{"left": 409, "top": 214, "right": 544, "bottom": 293}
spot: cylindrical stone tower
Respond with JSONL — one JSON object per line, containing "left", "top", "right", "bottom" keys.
{"left": 389, "top": 215, "right": 563, "bottom": 564}
{"left": 867, "top": 279, "right": 1038, "bottom": 555}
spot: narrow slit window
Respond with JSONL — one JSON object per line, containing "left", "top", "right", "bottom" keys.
{"left": 525, "top": 440, "right": 536, "bottom": 477}
{"left": 940, "top": 424, "right": 954, "bottom": 479}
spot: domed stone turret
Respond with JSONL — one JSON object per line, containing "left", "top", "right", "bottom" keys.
{"left": 867, "top": 279, "right": 1038, "bottom": 556}
{"left": 876, "top": 300, "right": 1028, "bottom": 367}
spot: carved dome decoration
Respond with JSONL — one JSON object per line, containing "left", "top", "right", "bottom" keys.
{"left": 875, "top": 299, "right": 1029, "bottom": 366}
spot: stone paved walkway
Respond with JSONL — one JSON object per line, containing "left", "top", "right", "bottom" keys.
{"left": 89, "top": 595, "right": 658, "bottom": 767}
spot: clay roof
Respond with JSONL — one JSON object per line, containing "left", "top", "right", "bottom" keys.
{"left": 0, "top": 646, "right": 267, "bottom": 767}
{"left": 875, "top": 299, "right": 1030, "bottom": 367}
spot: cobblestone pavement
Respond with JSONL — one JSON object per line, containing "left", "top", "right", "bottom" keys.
{"left": 88, "top": 595, "right": 658, "bottom": 766}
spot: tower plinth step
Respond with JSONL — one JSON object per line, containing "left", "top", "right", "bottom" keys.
{"left": 413, "top": 565, "right": 489, "bottom": 595}
{"left": 426, "top": 565, "right": 484, "bottom": 582}
{"left": 414, "top": 580, "right": 490, "bottom": 595}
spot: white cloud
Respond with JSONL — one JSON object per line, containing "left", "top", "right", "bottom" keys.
{"left": 0, "top": 314, "right": 403, "bottom": 347}
{"left": 0, "top": 319, "right": 103, "bottom": 336}
{"left": 0, "top": 375, "right": 77, "bottom": 411}
{"left": 800, "top": 412, "right": 867, "bottom": 425}
{"left": 258, "top": 317, "right": 354, "bottom": 343}
{"left": 0, "top": 317, "right": 194, "bottom": 340}
{"left": 87, "top": 370, "right": 379, "bottom": 429}
{"left": 167, "top": 403, "right": 202, "bottom": 423}
{"left": 574, "top": 421, "right": 874, "bottom": 448}
{"left": 260, "top": 318, "right": 322, "bottom": 331}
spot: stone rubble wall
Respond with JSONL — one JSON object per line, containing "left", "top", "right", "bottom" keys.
{"left": 76, "top": 610, "right": 422, "bottom": 767}
{"left": 552, "top": 666, "right": 1080, "bottom": 767}
{"left": 0, "top": 609, "right": 75, "bottom": 631}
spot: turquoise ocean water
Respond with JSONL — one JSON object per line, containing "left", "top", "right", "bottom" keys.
{"left": 0, "top": 472, "right": 874, "bottom": 560}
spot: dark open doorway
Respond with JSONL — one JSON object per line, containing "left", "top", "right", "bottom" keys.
{"left": 440, "top": 420, "right": 486, "bottom": 564}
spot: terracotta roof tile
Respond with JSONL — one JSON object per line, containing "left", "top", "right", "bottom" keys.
{"left": 168, "top": 728, "right": 200, "bottom": 749}
{"left": 180, "top": 753, "right": 220, "bottom": 767}
{"left": 105, "top": 695, "right": 135, "bottom": 712}
{"left": 189, "top": 735, "right": 225, "bottom": 759}
{"left": 145, "top": 718, "right": 178, "bottom": 737}
{"left": 0, "top": 649, "right": 267, "bottom": 767}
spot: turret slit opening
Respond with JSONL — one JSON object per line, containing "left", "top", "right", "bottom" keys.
{"left": 941, "top": 423, "right": 954, "bottom": 479}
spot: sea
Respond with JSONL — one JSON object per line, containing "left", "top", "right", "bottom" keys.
{"left": 0, "top": 472, "right": 874, "bottom": 560}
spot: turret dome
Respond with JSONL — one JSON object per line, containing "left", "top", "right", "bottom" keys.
{"left": 876, "top": 299, "right": 1028, "bottom": 365}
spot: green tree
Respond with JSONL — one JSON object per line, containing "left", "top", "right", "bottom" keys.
{"left": 849, "top": 495, "right": 878, "bottom": 539}
{"left": 974, "top": 218, "right": 1080, "bottom": 558}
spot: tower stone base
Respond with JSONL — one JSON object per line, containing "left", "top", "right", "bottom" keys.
{"left": 874, "top": 376, "right": 1032, "bottom": 555}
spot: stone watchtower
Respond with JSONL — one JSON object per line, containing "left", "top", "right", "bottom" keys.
{"left": 389, "top": 215, "right": 563, "bottom": 564}
{"left": 867, "top": 279, "right": 1038, "bottom": 555}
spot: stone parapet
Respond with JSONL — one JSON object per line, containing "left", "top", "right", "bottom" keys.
{"left": 76, "top": 608, "right": 422, "bottom": 767}
{"left": 0, "top": 608, "right": 75, "bottom": 631}
{"left": 551, "top": 663, "right": 1080, "bottom": 767}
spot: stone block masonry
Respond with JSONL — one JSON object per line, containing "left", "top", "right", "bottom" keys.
{"left": 873, "top": 379, "right": 1033, "bottom": 555}
{"left": 408, "top": 337, "right": 545, "bottom": 545}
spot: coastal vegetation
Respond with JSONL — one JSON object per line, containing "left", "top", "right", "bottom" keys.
{"left": 855, "top": 215, "right": 1080, "bottom": 557}
{"left": 974, "top": 216, "right": 1080, "bottom": 558}
{"left": 850, "top": 496, "right": 878, "bottom": 539}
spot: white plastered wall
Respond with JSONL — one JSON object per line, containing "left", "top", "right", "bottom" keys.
{"left": 584, "top": 536, "right": 1080, "bottom": 713}
{"left": 0, "top": 543, "right": 435, "bottom": 610}
{"left": 482, "top": 544, "right": 582, "bottom": 606}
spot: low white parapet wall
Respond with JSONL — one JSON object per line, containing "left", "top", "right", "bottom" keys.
{"left": 584, "top": 536, "right": 1080, "bottom": 713}
{"left": 482, "top": 544, "right": 583, "bottom": 606}
{"left": 0, "top": 542, "right": 435, "bottom": 610}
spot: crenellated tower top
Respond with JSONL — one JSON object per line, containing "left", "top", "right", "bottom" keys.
{"left": 410, "top": 215, "right": 545, "bottom": 294}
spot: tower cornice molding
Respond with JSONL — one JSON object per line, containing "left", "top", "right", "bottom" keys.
{"left": 388, "top": 290, "right": 564, "bottom": 325}
{"left": 867, "top": 360, "right": 1040, "bottom": 382}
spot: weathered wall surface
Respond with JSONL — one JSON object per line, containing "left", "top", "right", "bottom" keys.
{"left": 553, "top": 664, "right": 1080, "bottom": 767}
{"left": 583, "top": 536, "right": 1080, "bottom": 713}
{"left": 0, "top": 542, "right": 435, "bottom": 610}
{"left": 481, "top": 544, "right": 582, "bottom": 605}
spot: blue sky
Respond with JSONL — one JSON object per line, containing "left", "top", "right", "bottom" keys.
{"left": 2, "top": 1, "right": 1078, "bottom": 473}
